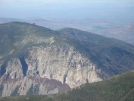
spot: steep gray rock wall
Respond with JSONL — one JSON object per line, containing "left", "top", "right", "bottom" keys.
{"left": 26, "top": 45, "right": 102, "bottom": 88}
{"left": 6, "top": 58, "right": 23, "bottom": 79}
{"left": 0, "top": 45, "right": 102, "bottom": 97}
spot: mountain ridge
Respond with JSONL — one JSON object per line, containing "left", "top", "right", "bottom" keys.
{"left": 58, "top": 28, "right": 134, "bottom": 78}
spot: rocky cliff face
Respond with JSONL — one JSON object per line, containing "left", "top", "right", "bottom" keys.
{"left": 26, "top": 45, "right": 102, "bottom": 87}
{"left": 0, "top": 45, "right": 102, "bottom": 97}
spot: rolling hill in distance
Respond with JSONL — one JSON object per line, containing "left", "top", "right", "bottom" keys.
{"left": 0, "top": 18, "right": 134, "bottom": 45}
{"left": 0, "top": 22, "right": 134, "bottom": 97}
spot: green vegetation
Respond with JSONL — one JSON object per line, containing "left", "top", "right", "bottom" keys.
{"left": 52, "top": 71, "right": 134, "bottom": 101}
{"left": 11, "top": 86, "right": 20, "bottom": 96}
{"left": 0, "top": 71, "right": 134, "bottom": 101}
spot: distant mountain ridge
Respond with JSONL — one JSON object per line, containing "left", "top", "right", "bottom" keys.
{"left": 0, "top": 22, "right": 134, "bottom": 97}
{"left": 94, "top": 24, "right": 134, "bottom": 45}
{"left": 0, "top": 18, "right": 134, "bottom": 45}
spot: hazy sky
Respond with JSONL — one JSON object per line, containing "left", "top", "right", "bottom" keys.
{"left": 0, "top": 0, "right": 134, "bottom": 20}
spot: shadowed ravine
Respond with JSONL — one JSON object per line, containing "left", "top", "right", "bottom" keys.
{"left": 19, "top": 56, "right": 28, "bottom": 76}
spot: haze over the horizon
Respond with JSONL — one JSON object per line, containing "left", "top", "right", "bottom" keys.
{"left": 0, "top": 0, "right": 134, "bottom": 20}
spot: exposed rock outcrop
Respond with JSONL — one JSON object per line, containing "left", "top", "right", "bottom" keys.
{"left": 0, "top": 45, "right": 102, "bottom": 97}
{"left": 26, "top": 45, "right": 102, "bottom": 88}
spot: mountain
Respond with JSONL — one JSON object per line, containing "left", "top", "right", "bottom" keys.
{"left": 0, "top": 22, "right": 134, "bottom": 97}
{"left": 1, "top": 71, "right": 134, "bottom": 101}
{"left": 58, "top": 28, "right": 134, "bottom": 77}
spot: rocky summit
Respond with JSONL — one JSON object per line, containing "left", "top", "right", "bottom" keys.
{"left": 0, "top": 22, "right": 134, "bottom": 97}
